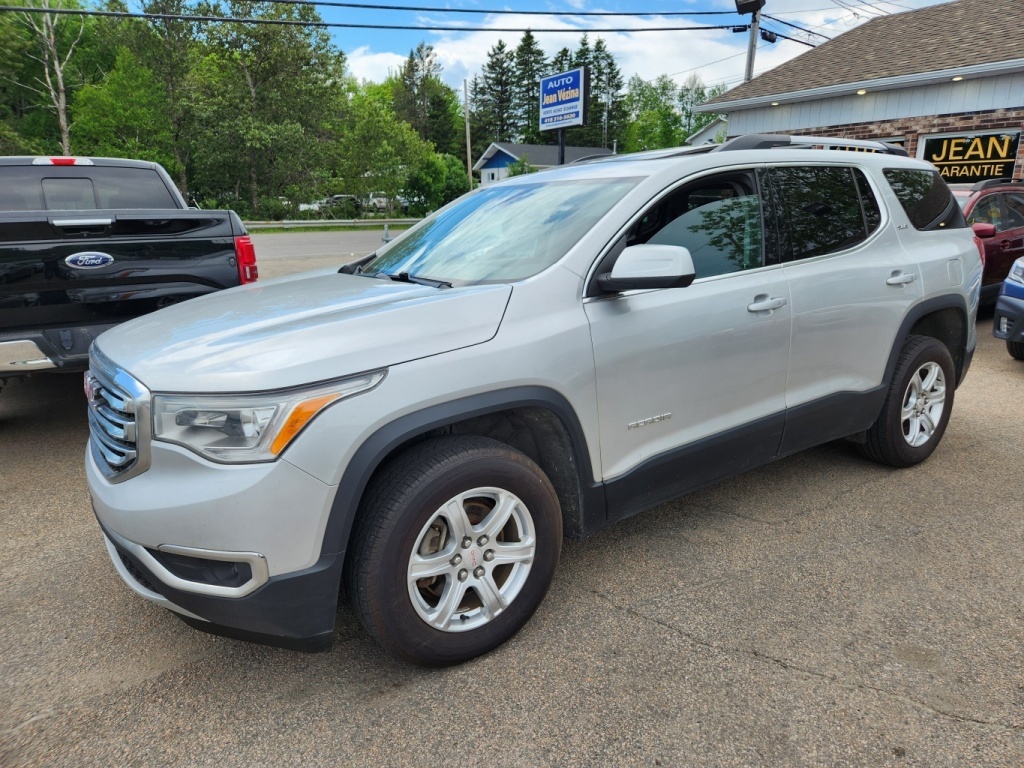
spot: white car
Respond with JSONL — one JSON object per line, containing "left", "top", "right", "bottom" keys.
{"left": 86, "top": 134, "right": 982, "bottom": 665}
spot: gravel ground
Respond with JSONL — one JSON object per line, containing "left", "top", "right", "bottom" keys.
{"left": 1, "top": 232, "right": 1021, "bottom": 767}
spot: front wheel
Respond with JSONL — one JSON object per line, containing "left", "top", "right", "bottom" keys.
{"left": 859, "top": 335, "right": 955, "bottom": 468}
{"left": 1007, "top": 339, "right": 1024, "bottom": 361}
{"left": 346, "top": 435, "right": 562, "bottom": 665}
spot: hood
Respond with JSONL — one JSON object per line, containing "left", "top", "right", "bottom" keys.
{"left": 95, "top": 269, "right": 512, "bottom": 392}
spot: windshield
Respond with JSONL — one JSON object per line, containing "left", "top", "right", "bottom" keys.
{"left": 364, "top": 178, "right": 638, "bottom": 284}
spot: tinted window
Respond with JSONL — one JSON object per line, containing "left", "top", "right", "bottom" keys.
{"left": 883, "top": 169, "right": 966, "bottom": 231}
{"left": 1001, "top": 193, "right": 1024, "bottom": 230}
{"left": 0, "top": 166, "right": 180, "bottom": 211}
{"left": 853, "top": 168, "right": 881, "bottom": 234}
{"left": 770, "top": 166, "right": 871, "bottom": 260}
{"left": 625, "top": 174, "right": 764, "bottom": 279}
{"left": 966, "top": 194, "right": 1001, "bottom": 228}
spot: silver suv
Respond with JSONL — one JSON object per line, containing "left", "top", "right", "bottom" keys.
{"left": 86, "top": 135, "right": 982, "bottom": 665}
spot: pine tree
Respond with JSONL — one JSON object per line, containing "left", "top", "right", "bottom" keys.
{"left": 512, "top": 30, "right": 547, "bottom": 144}
{"left": 472, "top": 40, "right": 516, "bottom": 152}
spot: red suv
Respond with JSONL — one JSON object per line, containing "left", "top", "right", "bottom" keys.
{"left": 950, "top": 178, "right": 1024, "bottom": 302}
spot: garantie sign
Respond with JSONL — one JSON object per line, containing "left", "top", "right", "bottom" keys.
{"left": 920, "top": 131, "right": 1020, "bottom": 181}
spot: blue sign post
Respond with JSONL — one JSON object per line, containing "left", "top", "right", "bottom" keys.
{"left": 539, "top": 67, "right": 589, "bottom": 165}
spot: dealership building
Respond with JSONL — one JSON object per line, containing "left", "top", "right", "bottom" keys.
{"left": 697, "top": 0, "right": 1023, "bottom": 182}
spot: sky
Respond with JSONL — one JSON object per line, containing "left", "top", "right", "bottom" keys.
{"left": 319, "top": 0, "right": 954, "bottom": 95}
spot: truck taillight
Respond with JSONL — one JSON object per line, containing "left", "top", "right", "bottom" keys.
{"left": 234, "top": 235, "right": 258, "bottom": 284}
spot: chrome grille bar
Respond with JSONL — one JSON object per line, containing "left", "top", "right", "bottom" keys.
{"left": 86, "top": 348, "right": 151, "bottom": 482}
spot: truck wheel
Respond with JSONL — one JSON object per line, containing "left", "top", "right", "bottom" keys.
{"left": 1007, "top": 340, "right": 1024, "bottom": 360}
{"left": 859, "top": 335, "right": 955, "bottom": 468}
{"left": 346, "top": 435, "right": 562, "bottom": 666}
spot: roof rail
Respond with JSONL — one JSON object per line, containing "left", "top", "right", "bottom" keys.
{"left": 713, "top": 133, "right": 909, "bottom": 157}
{"left": 969, "top": 177, "right": 1014, "bottom": 192}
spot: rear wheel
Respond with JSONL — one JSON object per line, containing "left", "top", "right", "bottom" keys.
{"left": 346, "top": 435, "right": 562, "bottom": 665}
{"left": 1007, "top": 339, "right": 1024, "bottom": 360}
{"left": 859, "top": 335, "right": 955, "bottom": 468}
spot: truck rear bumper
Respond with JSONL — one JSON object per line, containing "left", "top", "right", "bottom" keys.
{"left": 1, "top": 324, "right": 119, "bottom": 373}
{"left": 0, "top": 339, "right": 56, "bottom": 372}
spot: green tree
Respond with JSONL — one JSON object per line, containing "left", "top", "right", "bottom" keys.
{"left": 621, "top": 74, "right": 683, "bottom": 153}
{"left": 188, "top": 1, "right": 347, "bottom": 213}
{"left": 404, "top": 152, "right": 469, "bottom": 215}
{"left": 71, "top": 48, "right": 175, "bottom": 166}
{"left": 511, "top": 30, "right": 547, "bottom": 144}
{"left": 389, "top": 43, "right": 464, "bottom": 158}
{"left": 471, "top": 40, "right": 516, "bottom": 155}
{"left": 340, "top": 85, "right": 433, "bottom": 214}
{"left": 679, "top": 74, "right": 726, "bottom": 139}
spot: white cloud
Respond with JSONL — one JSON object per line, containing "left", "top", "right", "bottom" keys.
{"left": 345, "top": 0, "right": 947, "bottom": 97}
{"left": 346, "top": 46, "right": 408, "bottom": 83}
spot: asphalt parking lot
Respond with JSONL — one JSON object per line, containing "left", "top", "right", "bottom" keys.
{"left": 2, "top": 231, "right": 1022, "bottom": 767}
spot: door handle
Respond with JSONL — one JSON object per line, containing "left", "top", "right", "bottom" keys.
{"left": 886, "top": 272, "right": 916, "bottom": 286}
{"left": 747, "top": 295, "right": 787, "bottom": 313}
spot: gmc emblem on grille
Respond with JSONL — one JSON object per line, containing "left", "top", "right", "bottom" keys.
{"left": 66, "top": 251, "right": 115, "bottom": 269}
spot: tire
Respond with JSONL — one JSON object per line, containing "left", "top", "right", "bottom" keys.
{"left": 859, "top": 335, "right": 955, "bottom": 468}
{"left": 1008, "top": 340, "right": 1024, "bottom": 361}
{"left": 345, "top": 435, "right": 562, "bottom": 666}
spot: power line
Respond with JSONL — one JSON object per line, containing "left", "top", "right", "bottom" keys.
{"left": 0, "top": 5, "right": 747, "bottom": 32}
{"left": 762, "top": 14, "right": 830, "bottom": 40}
{"left": 178, "top": 1, "right": 738, "bottom": 16}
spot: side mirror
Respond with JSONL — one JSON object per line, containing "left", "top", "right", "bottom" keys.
{"left": 971, "top": 222, "right": 997, "bottom": 239}
{"left": 596, "top": 244, "right": 696, "bottom": 293}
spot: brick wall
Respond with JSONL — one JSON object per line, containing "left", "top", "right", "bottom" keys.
{"left": 777, "top": 108, "right": 1024, "bottom": 179}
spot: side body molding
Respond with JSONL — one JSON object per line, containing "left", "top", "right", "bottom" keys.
{"left": 320, "top": 386, "right": 606, "bottom": 559}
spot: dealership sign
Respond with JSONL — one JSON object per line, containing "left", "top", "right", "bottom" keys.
{"left": 920, "top": 131, "right": 1020, "bottom": 181}
{"left": 539, "top": 67, "right": 588, "bottom": 131}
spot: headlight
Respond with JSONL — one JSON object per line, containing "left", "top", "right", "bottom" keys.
{"left": 152, "top": 370, "right": 385, "bottom": 463}
{"left": 1009, "top": 257, "right": 1024, "bottom": 284}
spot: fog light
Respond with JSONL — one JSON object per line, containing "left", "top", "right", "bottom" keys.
{"left": 999, "top": 317, "right": 1010, "bottom": 334}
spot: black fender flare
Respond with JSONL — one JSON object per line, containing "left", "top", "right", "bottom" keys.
{"left": 881, "top": 294, "right": 971, "bottom": 387}
{"left": 319, "top": 386, "right": 603, "bottom": 559}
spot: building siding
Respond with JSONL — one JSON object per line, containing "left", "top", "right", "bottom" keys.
{"left": 728, "top": 73, "right": 1024, "bottom": 135}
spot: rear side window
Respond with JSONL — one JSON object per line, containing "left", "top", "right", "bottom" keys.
{"left": 769, "top": 166, "right": 876, "bottom": 260}
{"left": 0, "top": 166, "right": 180, "bottom": 211}
{"left": 883, "top": 169, "right": 965, "bottom": 231}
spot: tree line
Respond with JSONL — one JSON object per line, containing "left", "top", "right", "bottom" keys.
{"left": 1, "top": 1, "right": 724, "bottom": 218}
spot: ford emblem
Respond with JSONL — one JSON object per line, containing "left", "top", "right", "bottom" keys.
{"left": 65, "top": 252, "right": 115, "bottom": 269}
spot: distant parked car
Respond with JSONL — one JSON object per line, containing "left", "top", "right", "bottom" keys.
{"left": 364, "top": 193, "right": 389, "bottom": 213}
{"left": 949, "top": 179, "right": 1024, "bottom": 302}
{"left": 992, "top": 255, "right": 1024, "bottom": 360}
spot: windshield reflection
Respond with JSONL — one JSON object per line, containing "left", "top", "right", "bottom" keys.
{"left": 365, "top": 179, "right": 638, "bottom": 284}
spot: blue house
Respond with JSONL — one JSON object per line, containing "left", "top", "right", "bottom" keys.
{"left": 473, "top": 143, "right": 614, "bottom": 186}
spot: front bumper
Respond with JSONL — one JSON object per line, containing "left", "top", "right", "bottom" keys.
{"left": 99, "top": 522, "right": 341, "bottom": 651}
{"left": 992, "top": 285, "right": 1024, "bottom": 343}
{"left": 88, "top": 439, "right": 344, "bottom": 650}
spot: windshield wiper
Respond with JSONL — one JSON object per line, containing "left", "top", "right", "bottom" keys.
{"left": 383, "top": 271, "right": 452, "bottom": 289}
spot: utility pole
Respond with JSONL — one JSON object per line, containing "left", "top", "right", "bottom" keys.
{"left": 463, "top": 79, "right": 473, "bottom": 190}
{"left": 737, "top": 0, "right": 766, "bottom": 83}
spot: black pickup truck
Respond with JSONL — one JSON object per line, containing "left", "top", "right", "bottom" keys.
{"left": 0, "top": 156, "right": 257, "bottom": 389}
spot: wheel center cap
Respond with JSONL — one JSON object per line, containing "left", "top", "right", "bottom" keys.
{"left": 468, "top": 548, "right": 480, "bottom": 569}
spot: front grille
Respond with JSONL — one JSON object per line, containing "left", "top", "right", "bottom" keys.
{"left": 86, "top": 349, "right": 150, "bottom": 482}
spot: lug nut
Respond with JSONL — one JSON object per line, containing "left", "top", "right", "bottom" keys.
{"left": 461, "top": 537, "right": 472, "bottom": 549}
{"left": 473, "top": 566, "right": 485, "bottom": 578}
{"left": 458, "top": 569, "right": 469, "bottom": 582}
{"left": 477, "top": 535, "right": 489, "bottom": 546}
{"left": 450, "top": 554, "right": 462, "bottom": 566}
{"left": 483, "top": 550, "right": 495, "bottom": 562}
